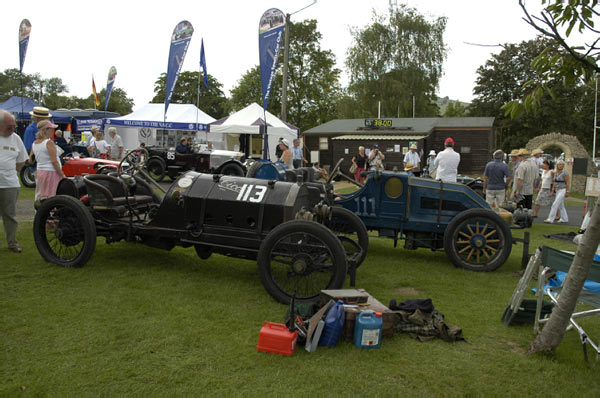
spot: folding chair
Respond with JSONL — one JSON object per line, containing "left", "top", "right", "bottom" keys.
{"left": 534, "top": 245, "right": 600, "bottom": 362}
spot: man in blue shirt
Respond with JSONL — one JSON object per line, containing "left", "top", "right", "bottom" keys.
{"left": 292, "top": 139, "right": 305, "bottom": 169}
{"left": 23, "top": 106, "right": 51, "bottom": 154}
{"left": 483, "top": 149, "right": 511, "bottom": 209}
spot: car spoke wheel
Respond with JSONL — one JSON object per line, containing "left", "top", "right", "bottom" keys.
{"left": 146, "top": 158, "right": 166, "bottom": 182}
{"left": 444, "top": 208, "right": 512, "bottom": 272}
{"left": 33, "top": 195, "right": 96, "bottom": 267}
{"left": 20, "top": 164, "right": 36, "bottom": 188}
{"left": 258, "top": 220, "right": 347, "bottom": 304}
{"left": 325, "top": 207, "right": 369, "bottom": 269}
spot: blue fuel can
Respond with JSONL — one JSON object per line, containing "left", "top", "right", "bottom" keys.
{"left": 353, "top": 311, "right": 383, "bottom": 349}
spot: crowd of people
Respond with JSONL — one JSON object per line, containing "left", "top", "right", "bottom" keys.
{"left": 86, "top": 125, "right": 124, "bottom": 160}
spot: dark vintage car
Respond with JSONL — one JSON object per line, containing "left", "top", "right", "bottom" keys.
{"left": 32, "top": 149, "right": 368, "bottom": 304}
{"left": 145, "top": 145, "right": 246, "bottom": 181}
{"left": 249, "top": 160, "right": 528, "bottom": 272}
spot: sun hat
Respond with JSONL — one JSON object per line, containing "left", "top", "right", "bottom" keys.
{"left": 429, "top": 150, "right": 436, "bottom": 156}
{"left": 444, "top": 137, "right": 454, "bottom": 146}
{"left": 532, "top": 148, "right": 543, "bottom": 156}
{"left": 509, "top": 149, "right": 520, "bottom": 157}
{"left": 29, "top": 106, "right": 52, "bottom": 118}
{"left": 404, "top": 162, "right": 414, "bottom": 171}
{"left": 410, "top": 143, "right": 417, "bottom": 150}
{"left": 281, "top": 138, "right": 290, "bottom": 148}
{"left": 37, "top": 119, "right": 58, "bottom": 130}
{"left": 518, "top": 148, "right": 530, "bottom": 156}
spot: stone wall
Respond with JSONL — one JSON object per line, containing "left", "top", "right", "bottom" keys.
{"left": 527, "top": 133, "right": 597, "bottom": 194}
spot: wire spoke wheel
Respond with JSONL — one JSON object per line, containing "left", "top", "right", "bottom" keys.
{"left": 325, "top": 207, "right": 369, "bottom": 269}
{"left": 258, "top": 221, "right": 347, "bottom": 304}
{"left": 33, "top": 195, "right": 96, "bottom": 267}
{"left": 444, "top": 208, "right": 512, "bottom": 272}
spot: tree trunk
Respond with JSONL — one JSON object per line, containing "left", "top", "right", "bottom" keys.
{"left": 529, "top": 197, "right": 600, "bottom": 354}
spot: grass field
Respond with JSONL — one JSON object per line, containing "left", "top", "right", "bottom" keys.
{"left": 1, "top": 212, "right": 599, "bottom": 394}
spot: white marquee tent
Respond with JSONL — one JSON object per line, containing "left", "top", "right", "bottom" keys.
{"left": 104, "top": 103, "right": 217, "bottom": 150}
{"left": 207, "top": 103, "right": 299, "bottom": 159}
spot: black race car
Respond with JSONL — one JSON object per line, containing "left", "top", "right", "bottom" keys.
{"left": 145, "top": 145, "right": 246, "bottom": 181}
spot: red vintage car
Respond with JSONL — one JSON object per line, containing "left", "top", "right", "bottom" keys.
{"left": 20, "top": 155, "right": 121, "bottom": 188}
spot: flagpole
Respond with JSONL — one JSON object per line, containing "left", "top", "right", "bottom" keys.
{"left": 196, "top": 53, "right": 201, "bottom": 141}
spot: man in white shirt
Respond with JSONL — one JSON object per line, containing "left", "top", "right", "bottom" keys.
{"left": 106, "top": 127, "right": 124, "bottom": 160}
{"left": 514, "top": 148, "right": 538, "bottom": 209}
{"left": 433, "top": 137, "right": 460, "bottom": 182}
{"left": 403, "top": 143, "right": 421, "bottom": 176}
{"left": 0, "top": 110, "right": 27, "bottom": 253}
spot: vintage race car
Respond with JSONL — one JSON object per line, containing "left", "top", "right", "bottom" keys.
{"left": 32, "top": 149, "right": 368, "bottom": 304}
{"left": 249, "top": 159, "right": 528, "bottom": 272}
{"left": 145, "top": 145, "right": 246, "bottom": 181}
{"left": 19, "top": 153, "right": 121, "bottom": 188}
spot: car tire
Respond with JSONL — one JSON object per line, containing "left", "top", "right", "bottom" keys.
{"left": 443, "top": 208, "right": 512, "bottom": 272}
{"left": 245, "top": 161, "right": 263, "bottom": 178}
{"left": 33, "top": 195, "right": 96, "bottom": 268}
{"left": 147, "top": 158, "right": 166, "bottom": 182}
{"left": 194, "top": 244, "right": 212, "bottom": 260}
{"left": 257, "top": 220, "right": 347, "bottom": 304}
{"left": 325, "top": 207, "right": 369, "bottom": 269}
{"left": 20, "top": 165, "right": 36, "bottom": 188}
{"left": 219, "top": 162, "right": 244, "bottom": 176}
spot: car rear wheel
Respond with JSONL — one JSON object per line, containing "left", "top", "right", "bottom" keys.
{"left": 443, "top": 208, "right": 512, "bottom": 272}
{"left": 245, "top": 161, "right": 263, "bottom": 178}
{"left": 147, "top": 158, "right": 166, "bottom": 182}
{"left": 219, "top": 163, "right": 244, "bottom": 176}
{"left": 20, "top": 164, "right": 36, "bottom": 188}
{"left": 257, "top": 220, "right": 347, "bottom": 304}
{"left": 325, "top": 207, "right": 369, "bottom": 269}
{"left": 33, "top": 195, "right": 96, "bottom": 267}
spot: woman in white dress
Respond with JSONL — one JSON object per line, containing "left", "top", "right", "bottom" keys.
{"left": 544, "top": 160, "right": 569, "bottom": 224}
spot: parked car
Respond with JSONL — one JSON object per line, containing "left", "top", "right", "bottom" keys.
{"left": 32, "top": 149, "right": 368, "bottom": 304}
{"left": 145, "top": 145, "right": 246, "bottom": 181}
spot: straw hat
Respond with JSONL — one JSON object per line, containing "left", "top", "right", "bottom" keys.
{"left": 410, "top": 143, "right": 417, "bottom": 150}
{"left": 280, "top": 138, "right": 290, "bottom": 148}
{"left": 518, "top": 148, "right": 530, "bottom": 156}
{"left": 532, "top": 148, "right": 543, "bottom": 156}
{"left": 509, "top": 149, "right": 520, "bottom": 157}
{"left": 29, "top": 106, "right": 51, "bottom": 118}
{"left": 404, "top": 162, "right": 414, "bottom": 171}
{"left": 91, "top": 125, "right": 99, "bottom": 132}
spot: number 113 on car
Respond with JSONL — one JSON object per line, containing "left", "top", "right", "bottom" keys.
{"left": 236, "top": 184, "right": 267, "bottom": 203}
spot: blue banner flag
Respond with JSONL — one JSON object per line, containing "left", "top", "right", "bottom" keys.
{"left": 104, "top": 66, "right": 117, "bottom": 111}
{"left": 200, "top": 39, "right": 208, "bottom": 88}
{"left": 165, "top": 20, "right": 194, "bottom": 116}
{"left": 258, "top": 8, "right": 285, "bottom": 110}
{"left": 18, "top": 19, "right": 31, "bottom": 73}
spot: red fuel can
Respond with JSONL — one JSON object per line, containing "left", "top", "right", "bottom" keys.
{"left": 256, "top": 321, "right": 298, "bottom": 357}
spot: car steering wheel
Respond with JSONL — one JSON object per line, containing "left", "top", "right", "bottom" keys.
{"left": 327, "top": 158, "right": 344, "bottom": 184}
{"left": 119, "top": 148, "right": 166, "bottom": 194}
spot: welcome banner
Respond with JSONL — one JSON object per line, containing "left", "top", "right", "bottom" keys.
{"left": 104, "top": 66, "right": 117, "bottom": 111}
{"left": 165, "top": 20, "right": 194, "bottom": 117}
{"left": 258, "top": 8, "right": 285, "bottom": 110}
{"left": 18, "top": 19, "right": 31, "bottom": 73}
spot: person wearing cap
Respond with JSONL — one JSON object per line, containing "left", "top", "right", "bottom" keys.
{"left": 31, "top": 119, "right": 65, "bottom": 201}
{"left": 106, "top": 127, "right": 124, "bottom": 160}
{"left": 351, "top": 146, "right": 368, "bottom": 183}
{"left": 275, "top": 137, "right": 284, "bottom": 160}
{"left": 513, "top": 148, "right": 538, "bottom": 209}
{"left": 403, "top": 143, "right": 421, "bottom": 176}
{"left": 0, "top": 110, "right": 27, "bottom": 253}
{"left": 368, "top": 144, "right": 385, "bottom": 171}
{"left": 425, "top": 150, "right": 436, "bottom": 177}
{"left": 483, "top": 149, "right": 511, "bottom": 209}
{"left": 24, "top": 106, "right": 51, "bottom": 155}
{"left": 433, "top": 137, "right": 460, "bottom": 182}
{"left": 279, "top": 138, "right": 293, "bottom": 168}
{"left": 403, "top": 162, "right": 415, "bottom": 177}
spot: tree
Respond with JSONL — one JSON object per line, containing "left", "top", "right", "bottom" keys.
{"left": 344, "top": 6, "right": 447, "bottom": 118}
{"left": 151, "top": 71, "right": 230, "bottom": 119}
{"left": 508, "top": 0, "right": 600, "bottom": 356}
{"left": 230, "top": 19, "right": 341, "bottom": 132}
{"left": 469, "top": 38, "right": 595, "bottom": 151}
{"left": 443, "top": 101, "right": 467, "bottom": 117}
{"left": 0, "top": 68, "right": 67, "bottom": 104}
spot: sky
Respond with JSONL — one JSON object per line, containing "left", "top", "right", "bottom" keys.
{"left": 2, "top": 0, "right": 552, "bottom": 112}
